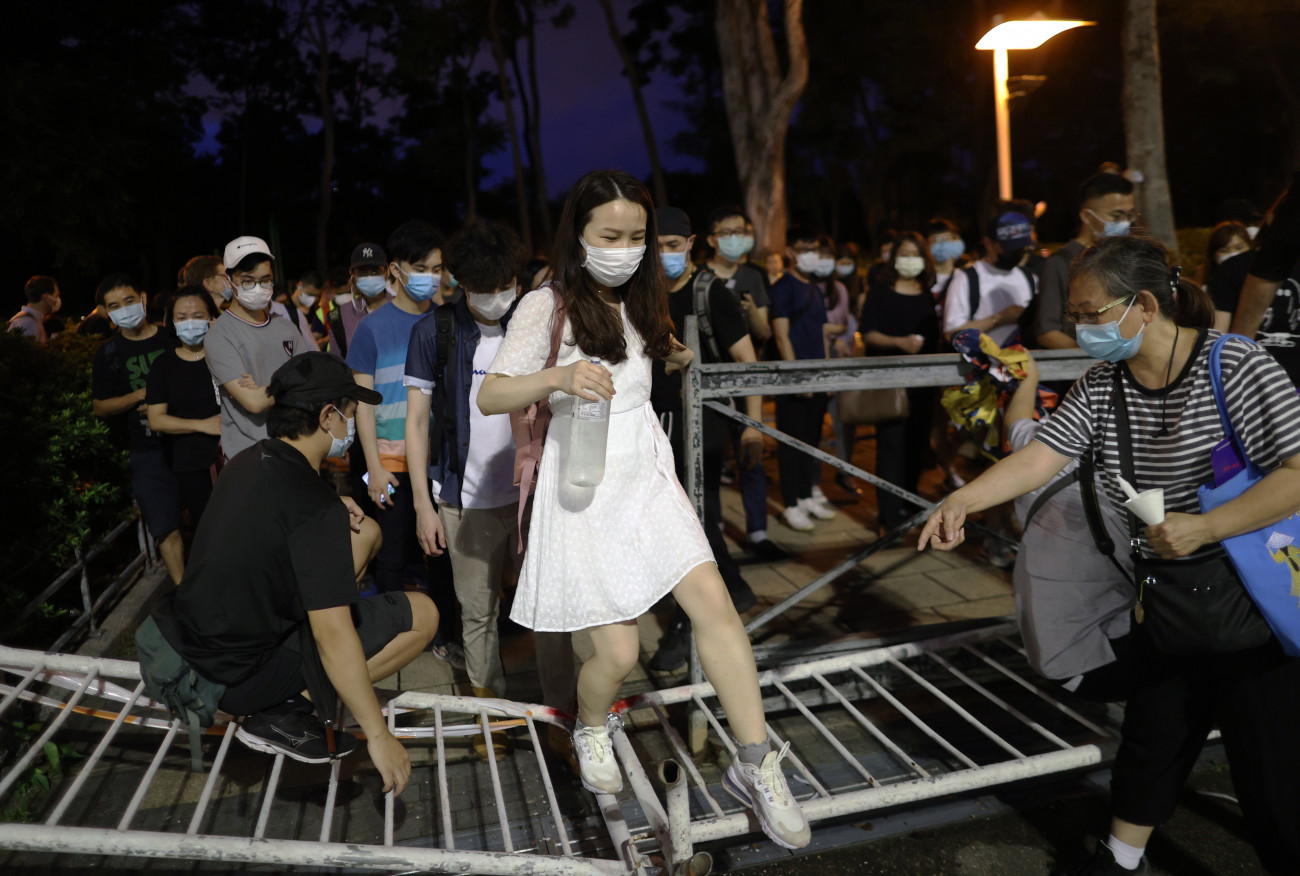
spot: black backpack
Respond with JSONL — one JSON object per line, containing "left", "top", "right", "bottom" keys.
{"left": 960, "top": 264, "right": 1039, "bottom": 346}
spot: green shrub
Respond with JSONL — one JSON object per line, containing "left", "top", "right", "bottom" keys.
{"left": 0, "top": 330, "right": 132, "bottom": 645}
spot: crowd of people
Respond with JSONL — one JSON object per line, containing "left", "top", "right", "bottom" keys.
{"left": 10, "top": 161, "right": 1300, "bottom": 871}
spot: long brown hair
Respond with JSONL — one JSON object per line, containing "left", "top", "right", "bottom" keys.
{"left": 878, "top": 230, "right": 937, "bottom": 291}
{"left": 550, "top": 169, "right": 674, "bottom": 363}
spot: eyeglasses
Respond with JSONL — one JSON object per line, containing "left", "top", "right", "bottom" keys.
{"left": 233, "top": 280, "right": 274, "bottom": 294}
{"left": 714, "top": 229, "right": 747, "bottom": 238}
{"left": 1063, "top": 294, "right": 1134, "bottom": 326}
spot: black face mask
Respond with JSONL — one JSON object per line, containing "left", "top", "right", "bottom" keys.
{"left": 994, "top": 252, "right": 1023, "bottom": 271}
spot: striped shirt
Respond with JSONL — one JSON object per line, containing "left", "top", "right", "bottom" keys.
{"left": 1034, "top": 330, "right": 1300, "bottom": 552}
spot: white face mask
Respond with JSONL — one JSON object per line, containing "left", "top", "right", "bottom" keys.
{"left": 580, "top": 238, "right": 645, "bottom": 287}
{"left": 813, "top": 257, "right": 835, "bottom": 278}
{"left": 326, "top": 407, "right": 356, "bottom": 458}
{"left": 109, "top": 301, "right": 147, "bottom": 330}
{"left": 235, "top": 283, "right": 274, "bottom": 312}
{"left": 894, "top": 256, "right": 926, "bottom": 279}
{"left": 794, "top": 251, "right": 821, "bottom": 275}
{"left": 297, "top": 291, "right": 317, "bottom": 308}
{"left": 469, "top": 284, "right": 517, "bottom": 320}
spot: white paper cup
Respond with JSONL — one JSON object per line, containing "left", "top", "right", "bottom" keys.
{"left": 1125, "top": 488, "right": 1165, "bottom": 526}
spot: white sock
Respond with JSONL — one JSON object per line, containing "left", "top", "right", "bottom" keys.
{"left": 1105, "top": 836, "right": 1145, "bottom": 871}
{"left": 749, "top": 529, "right": 767, "bottom": 543}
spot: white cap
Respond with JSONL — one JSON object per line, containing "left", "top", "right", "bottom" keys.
{"left": 223, "top": 235, "right": 275, "bottom": 271}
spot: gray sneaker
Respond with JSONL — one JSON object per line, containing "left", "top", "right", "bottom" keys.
{"left": 723, "top": 742, "right": 811, "bottom": 849}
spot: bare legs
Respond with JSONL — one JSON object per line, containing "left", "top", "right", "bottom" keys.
{"left": 364, "top": 592, "right": 439, "bottom": 681}
{"left": 576, "top": 562, "right": 766, "bottom": 745}
{"left": 159, "top": 530, "right": 184, "bottom": 585}
{"left": 351, "top": 516, "right": 382, "bottom": 582}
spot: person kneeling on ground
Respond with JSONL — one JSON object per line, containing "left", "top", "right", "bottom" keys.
{"left": 149, "top": 352, "right": 439, "bottom": 795}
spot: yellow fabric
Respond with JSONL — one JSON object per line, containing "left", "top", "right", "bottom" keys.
{"left": 977, "top": 333, "right": 1030, "bottom": 380}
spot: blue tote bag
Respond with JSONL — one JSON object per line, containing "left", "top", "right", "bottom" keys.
{"left": 1198, "top": 334, "right": 1300, "bottom": 656}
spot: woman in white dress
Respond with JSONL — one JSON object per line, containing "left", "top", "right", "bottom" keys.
{"left": 478, "top": 170, "right": 808, "bottom": 849}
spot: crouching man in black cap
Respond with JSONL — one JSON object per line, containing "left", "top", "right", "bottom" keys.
{"left": 151, "top": 352, "right": 439, "bottom": 795}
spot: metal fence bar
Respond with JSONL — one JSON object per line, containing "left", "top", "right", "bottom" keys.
{"left": 46, "top": 680, "right": 147, "bottom": 826}
{"left": 524, "top": 714, "right": 574, "bottom": 856}
{"left": 925, "top": 651, "right": 1075, "bottom": 750}
{"left": 118, "top": 719, "right": 182, "bottom": 830}
{"left": 384, "top": 698, "right": 396, "bottom": 847}
{"left": 0, "top": 660, "right": 46, "bottom": 720}
{"left": 50, "top": 551, "right": 149, "bottom": 653}
{"left": 848, "top": 666, "right": 979, "bottom": 769}
{"left": 3, "top": 516, "right": 137, "bottom": 638}
{"left": 885, "top": 656, "right": 1026, "bottom": 759}
{"left": 435, "top": 705, "right": 454, "bottom": 851}
{"left": 649, "top": 703, "right": 726, "bottom": 818}
{"left": 482, "top": 709, "right": 514, "bottom": 853}
{"left": 187, "top": 721, "right": 237, "bottom": 834}
{"left": 959, "top": 643, "right": 1113, "bottom": 738}
{"left": 772, "top": 680, "right": 877, "bottom": 786}
{"left": 0, "top": 823, "right": 632, "bottom": 875}
{"left": 811, "top": 671, "right": 930, "bottom": 779}
{"left": 0, "top": 669, "right": 97, "bottom": 800}
{"left": 318, "top": 757, "right": 342, "bottom": 843}
{"left": 253, "top": 755, "right": 285, "bottom": 839}
{"left": 610, "top": 725, "right": 671, "bottom": 855}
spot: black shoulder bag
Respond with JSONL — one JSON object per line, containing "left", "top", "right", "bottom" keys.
{"left": 1111, "top": 368, "right": 1271, "bottom": 654}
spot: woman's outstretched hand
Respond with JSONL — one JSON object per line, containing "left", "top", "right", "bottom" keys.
{"left": 559, "top": 360, "right": 615, "bottom": 402}
{"left": 917, "top": 495, "right": 967, "bottom": 551}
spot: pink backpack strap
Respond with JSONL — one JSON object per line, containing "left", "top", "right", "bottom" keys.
{"left": 513, "top": 286, "right": 566, "bottom": 551}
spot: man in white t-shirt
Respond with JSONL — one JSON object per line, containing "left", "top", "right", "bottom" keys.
{"left": 941, "top": 211, "right": 1037, "bottom": 347}
{"left": 404, "top": 218, "right": 575, "bottom": 760}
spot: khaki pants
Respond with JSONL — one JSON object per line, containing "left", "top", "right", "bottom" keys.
{"left": 438, "top": 502, "right": 575, "bottom": 710}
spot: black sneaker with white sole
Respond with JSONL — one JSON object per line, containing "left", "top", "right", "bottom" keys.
{"left": 235, "top": 709, "right": 358, "bottom": 763}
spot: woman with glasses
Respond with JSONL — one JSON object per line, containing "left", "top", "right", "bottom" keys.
{"left": 920, "top": 234, "right": 1300, "bottom": 875}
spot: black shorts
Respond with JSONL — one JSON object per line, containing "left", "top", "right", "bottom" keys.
{"left": 130, "top": 450, "right": 182, "bottom": 539}
{"left": 218, "top": 592, "right": 414, "bottom": 717}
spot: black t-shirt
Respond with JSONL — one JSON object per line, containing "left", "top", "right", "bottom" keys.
{"left": 91, "top": 329, "right": 171, "bottom": 453}
{"left": 154, "top": 438, "right": 357, "bottom": 685}
{"left": 1209, "top": 249, "right": 1300, "bottom": 385}
{"left": 859, "top": 282, "right": 941, "bottom": 354}
{"left": 652, "top": 272, "right": 750, "bottom": 415}
{"left": 144, "top": 349, "right": 221, "bottom": 472}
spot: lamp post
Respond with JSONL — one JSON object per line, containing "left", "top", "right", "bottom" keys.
{"left": 976, "top": 19, "right": 1094, "bottom": 200}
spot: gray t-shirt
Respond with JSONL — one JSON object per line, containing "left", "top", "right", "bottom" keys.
{"left": 205, "top": 310, "right": 300, "bottom": 458}
{"left": 1033, "top": 240, "right": 1085, "bottom": 341}
{"left": 721, "top": 262, "right": 770, "bottom": 310}
{"left": 1009, "top": 416, "right": 1133, "bottom": 680}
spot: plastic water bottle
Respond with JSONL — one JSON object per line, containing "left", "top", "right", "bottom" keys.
{"left": 566, "top": 358, "right": 610, "bottom": 487}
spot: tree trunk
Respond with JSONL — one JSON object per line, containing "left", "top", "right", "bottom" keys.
{"left": 523, "top": 0, "right": 552, "bottom": 243}
{"left": 312, "top": 0, "right": 334, "bottom": 276}
{"left": 489, "top": 0, "right": 532, "bottom": 252}
{"left": 597, "top": 0, "right": 668, "bottom": 208}
{"left": 715, "top": 0, "right": 809, "bottom": 255}
{"left": 1122, "top": 0, "right": 1177, "bottom": 257}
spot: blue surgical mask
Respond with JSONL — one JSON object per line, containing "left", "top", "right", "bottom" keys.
{"left": 931, "top": 240, "right": 965, "bottom": 263}
{"left": 356, "top": 275, "right": 387, "bottom": 297}
{"left": 175, "top": 319, "right": 209, "bottom": 346}
{"left": 660, "top": 251, "right": 688, "bottom": 279}
{"left": 1074, "top": 297, "right": 1145, "bottom": 362}
{"left": 716, "top": 236, "right": 748, "bottom": 261}
{"left": 326, "top": 407, "right": 356, "bottom": 458}
{"left": 109, "top": 301, "right": 146, "bottom": 330}
{"left": 738, "top": 234, "right": 755, "bottom": 256}
{"left": 1089, "top": 209, "right": 1132, "bottom": 238}
{"left": 396, "top": 264, "right": 440, "bottom": 301}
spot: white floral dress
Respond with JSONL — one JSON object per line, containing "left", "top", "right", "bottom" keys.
{"left": 489, "top": 289, "right": 714, "bottom": 632}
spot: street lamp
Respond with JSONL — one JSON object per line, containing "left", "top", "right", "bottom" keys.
{"left": 976, "top": 19, "right": 1094, "bottom": 200}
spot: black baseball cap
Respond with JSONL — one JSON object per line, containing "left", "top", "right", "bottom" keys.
{"left": 657, "top": 207, "right": 692, "bottom": 238}
{"left": 350, "top": 242, "right": 388, "bottom": 270}
{"left": 270, "top": 352, "right": 382, "bottom": 410}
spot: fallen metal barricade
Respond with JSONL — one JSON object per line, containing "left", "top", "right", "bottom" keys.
{"left": 679, "top": 316, "right": 1092, "bottom": 690}
{"left": 2, "top": 510, "right": 155, "bottom": 652}
{"left": 0, "top": 624, "right": 1117, "bottom": 873}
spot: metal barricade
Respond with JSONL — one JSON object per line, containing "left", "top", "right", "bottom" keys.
{"left": 679, "top": 315, "right": 1092, "bottom": 690}
{"left": 0, "top": 624, "right": 1118, "bottom": 874}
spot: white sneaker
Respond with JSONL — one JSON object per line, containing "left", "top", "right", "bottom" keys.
{"left": 723, "top": 742, "right": 811, "bottom": 849}
{"left": 573, "top": 719, "right": 622, "bottom": 794}
{"left": 810, "top": 484, "right": 828, "bottom": 504}
{"left": 782, "top": 505, "right": 814, "bottom": 532}
{"left": 799, "top": 496, "right": 836, "bottom": 520}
